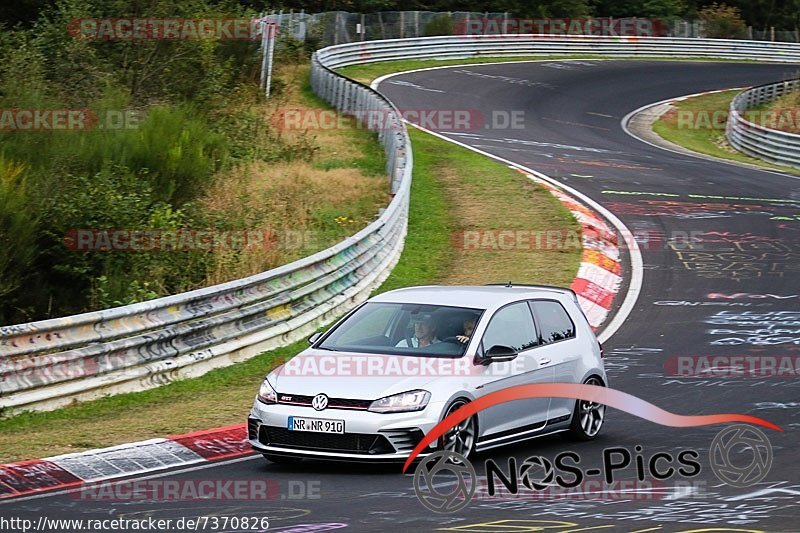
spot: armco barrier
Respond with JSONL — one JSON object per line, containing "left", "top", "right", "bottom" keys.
{"left": 726, "top": 79, "right": 800, "bottom": 169}
{"left": 315, "top": 34, "right": 800, "bottom": 68}
{"left": 4, "top": 34, "right": 800, "bottom": 416}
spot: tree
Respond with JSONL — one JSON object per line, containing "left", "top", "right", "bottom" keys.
{"left": 699, "top": 2, "right": 747, "bottom": 38}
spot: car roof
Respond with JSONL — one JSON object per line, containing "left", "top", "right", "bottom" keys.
{"left": 370, "top": 285, "right": 575, "bottom": 309}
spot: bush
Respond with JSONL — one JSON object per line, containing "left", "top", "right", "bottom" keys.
{"left": 0, "top": 159, "right": 38, "bottom": 322}
{"left": 424, "top": 14, "right": 454, "bottom": 37}
{"left": 699, "top": 3, "right": 748, "bottom": 39}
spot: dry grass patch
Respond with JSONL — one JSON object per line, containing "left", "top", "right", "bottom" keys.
{"left": 759, "top": 90, "right": 800, "bottom": 134}
{"left": 196, "top": 63, "right": 388, "bottom": 285}
{"left": 201, "top": 160, "right": 387, "bottom": 284}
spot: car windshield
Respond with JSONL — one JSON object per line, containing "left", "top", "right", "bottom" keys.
{"left": 317, "top": 302, "right": 484, "bottom": 357}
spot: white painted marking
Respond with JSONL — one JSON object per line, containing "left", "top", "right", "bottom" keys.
{"left": 385, "top": 80, "right": 444, "bottom": 93}
{"left": 724, "top": 485, "right": 800, "bottom": 502}
{"left": 47, "top": 438, "right": 204, "bottom": 482}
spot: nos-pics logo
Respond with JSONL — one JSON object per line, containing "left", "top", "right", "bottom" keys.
{"left": 413, "top": 424, "right": 773, "bottom": 513}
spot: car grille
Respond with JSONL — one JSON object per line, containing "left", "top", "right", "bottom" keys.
{"left": 259, "top": 426, "right": 394, "bottom": 455}
{"left": 380, "top": 428, "right": 425, "bottom": 453}
{"left": 277, "top": 394, "right": 372, "bottom": 410}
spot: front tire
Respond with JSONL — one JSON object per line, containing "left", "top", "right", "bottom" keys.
{"left": 439, "top": 399, "right": 477, "bottom": 461}
{"left": 565, "top": 376, "right": 606, "bottom": 441}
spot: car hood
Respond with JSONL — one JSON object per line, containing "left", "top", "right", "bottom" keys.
{"left": 267, "top": 348, "right": 454, "bottom": 400}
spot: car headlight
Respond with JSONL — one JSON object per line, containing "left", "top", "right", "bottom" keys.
{"left": 368, "top": 390, "right": 431, "bottom": 413}
{"left": 257, "top": 379, "right": 277, "bottom": 404}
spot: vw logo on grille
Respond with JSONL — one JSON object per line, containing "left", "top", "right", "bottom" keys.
{"left": 311, "top": 394, "right": 329, "bottom": 411}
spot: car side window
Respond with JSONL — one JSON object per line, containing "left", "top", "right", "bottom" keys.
{"left": 530, "top": 300, "right": 576, "bottom": 344}
{"left": 481, "top": 302, "right": 538, "bottom": 352}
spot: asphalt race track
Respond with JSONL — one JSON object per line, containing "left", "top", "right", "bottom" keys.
{"left": 4, "top": 61, "right": 800, "bottom": 532}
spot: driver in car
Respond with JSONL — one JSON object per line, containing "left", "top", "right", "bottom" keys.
{"left": 396, "top": 313, "right": 441, "bottom": 348}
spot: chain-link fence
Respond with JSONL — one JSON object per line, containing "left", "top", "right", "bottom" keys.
{"left": 260, "top": 11, "right": 800, "bottom": 47}
{"left": 752, "top": 28, "right": 800, "bottom": 42}
{"left": 258, "top": 11, "right": 714, "bottom": 48}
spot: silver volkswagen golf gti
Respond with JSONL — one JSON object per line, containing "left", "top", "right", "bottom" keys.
{"left": 248, "top": 284, "right": 607, "bottom": 463}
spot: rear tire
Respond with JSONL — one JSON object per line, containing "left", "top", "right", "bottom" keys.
{"left": 263, "top": 454, "right": 303, "bottom": 464}
{"left": 564, "top": 376, "right": 606, "bottom": 441}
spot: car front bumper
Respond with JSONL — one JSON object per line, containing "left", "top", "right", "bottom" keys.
{"left": 248, "top": 399, "right": 444, "bottom": 461}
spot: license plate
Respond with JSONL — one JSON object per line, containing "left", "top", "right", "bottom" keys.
{"left": 287, "top": 416, "right": 345, "bottom": 434}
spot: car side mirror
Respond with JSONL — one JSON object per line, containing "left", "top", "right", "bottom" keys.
{"left": 484, "top": 344, "right": 518, "bottom": 364}
{"left": 308, "top": 332, "right": 322, "bottom": 345}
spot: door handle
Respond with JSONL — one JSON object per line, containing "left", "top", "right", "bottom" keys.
{"left": 539, "top": 358, "right": 551, "bottom": 366}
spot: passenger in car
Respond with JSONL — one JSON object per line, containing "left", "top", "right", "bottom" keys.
{"left": 456, "top": 317, "right": 477, "bottom": 344}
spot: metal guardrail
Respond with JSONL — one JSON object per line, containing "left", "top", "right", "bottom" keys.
{"left": 726, "top": 79, "right": 800, "bottom": 169}
{"left": 315, "top": 35, "right": 800, "bottom": 68}
{"left": 4, "top": 34, "right": 799, "bottom": 416}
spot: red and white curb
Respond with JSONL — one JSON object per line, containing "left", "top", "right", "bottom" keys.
{"left": 520, "top": 171, "right": 622, "bottom": 329}
{"left": 0, "top": 424, "right": 249, "bottom": 500}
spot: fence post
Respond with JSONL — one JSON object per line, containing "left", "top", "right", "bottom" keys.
{"left": 265, "top": 22, "right": 276, "bottom": 100}
{"left": 259, "top": 20, "right": 268, "bottom": 91}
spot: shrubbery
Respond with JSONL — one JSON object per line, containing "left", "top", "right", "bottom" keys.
{"left": 0, "top": 0, "right": 326, "bottom": 324}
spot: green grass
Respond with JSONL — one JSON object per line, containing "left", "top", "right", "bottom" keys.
{"left": 652, "top": 89, "right": 800, "bottom": 175}
{"left": 400, "top": 127, "right": 580, "bottom": 287}
{"left": 373, "top": 129, "right": 455, "bottom": 293}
